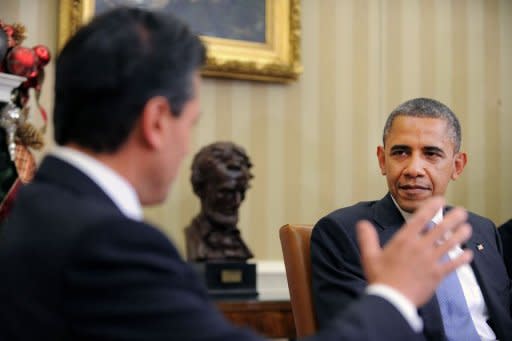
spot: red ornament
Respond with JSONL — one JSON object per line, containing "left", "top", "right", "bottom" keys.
{"left": 33, "top": 44, "right": 50, "bottom": 67}
{"left": 6, "top": 46, "right": 37, "bottom": 78}
{"left": 23, "top": 71, "right": 39, "bottom": 89}
{"left": 22, "top": 68, "right": 45, "bottom": 92}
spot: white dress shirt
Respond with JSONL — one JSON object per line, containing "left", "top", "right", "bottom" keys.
{"left": 392, "top": 196, "right": 496, "bottom": 341}
{"left": 51, "top": 146, "right": 143, "bottom": 221}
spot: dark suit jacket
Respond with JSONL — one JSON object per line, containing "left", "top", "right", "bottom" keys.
{"left": 0, "top": 157, "right": 424, "bottom": 341}
{"left": 312, "top": 193, "right": 512, "bottom": 341}
{"left": 499, "top": 219, "right": 512, "bottom": 278}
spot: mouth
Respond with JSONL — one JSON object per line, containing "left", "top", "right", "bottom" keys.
{"left": 397, "top": 184, "right": 431, "bottom": 195}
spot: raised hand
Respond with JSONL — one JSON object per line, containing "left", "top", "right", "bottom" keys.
{"left": 357, "top": 196, "right": 473, "bottom": 307}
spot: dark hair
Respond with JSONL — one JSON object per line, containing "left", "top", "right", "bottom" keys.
{"left": 382, "top": 97, "right": 462, "bottom": 152}
{"left": 191, "top": 142, "right": 253, "bottom": 196}
{"left": 53, "top": 7, "right": 206, "bottom": 152}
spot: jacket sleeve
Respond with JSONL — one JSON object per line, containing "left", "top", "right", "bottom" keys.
{"left": 306, "top": 295, "right": 425, "bottom": 341}
{"left": 65, "top": 217, "right": 423, "bottom": 341}
{"left": 64, "top": 218, "right": 261, "bottom": 341}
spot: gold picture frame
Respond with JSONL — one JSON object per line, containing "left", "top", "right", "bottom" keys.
{"left": 58, "top": 0, "right": 302, "bottom": 83}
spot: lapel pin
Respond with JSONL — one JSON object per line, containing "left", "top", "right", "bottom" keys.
{"left": 477, "top": 243, "right": 484, "bottom": 251}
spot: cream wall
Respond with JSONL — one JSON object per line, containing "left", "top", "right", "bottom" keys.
{"left": 1, "top": 0, "right": 511, "bottom": 260}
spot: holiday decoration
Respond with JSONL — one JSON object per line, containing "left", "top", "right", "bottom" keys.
{"left": 6, "top": 46, "right": 38, "bottom": 78}
{"left": 0, "top": 19, "right": 50, "bottom": 222}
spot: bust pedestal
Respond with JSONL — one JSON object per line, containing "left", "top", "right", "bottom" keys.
{"left": 192, "top": 262, "right": 258, "bottom": 299}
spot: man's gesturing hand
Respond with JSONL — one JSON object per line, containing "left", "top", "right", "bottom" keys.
{"left": 357, "top": 196, "right": 473, "bottom": 307}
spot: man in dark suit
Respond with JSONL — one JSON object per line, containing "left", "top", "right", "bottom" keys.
{"left": 499, "top": 219, "right": 512, "bottom": 278}
{"left": 312, "top": 98, "right": 512, "bottom": 341}
{"left": 0, "top": 9, "right": 474, "bottom": 341}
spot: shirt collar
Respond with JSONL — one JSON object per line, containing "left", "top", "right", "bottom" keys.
{"left": 51, "top": 146, "right": 143, "bottom": 221}
{"left": 390, "top": 194, "right": 443, "bottom": 224}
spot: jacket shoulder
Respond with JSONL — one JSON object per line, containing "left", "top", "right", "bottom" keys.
{"left": 466, "top": 210, "right": 495, "bottom": 226}
{"left": 317, "top": 200, "right": 380, "bottom": 229}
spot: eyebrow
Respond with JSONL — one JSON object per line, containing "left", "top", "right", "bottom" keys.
{"left": 389, "top": 145, "right": 446, "bottom": 154}
{"left": 389, "top": 145, "right": 411, "bottom": 152}
{"left": 423, "top": 146, "right": 445, "bottom": 155}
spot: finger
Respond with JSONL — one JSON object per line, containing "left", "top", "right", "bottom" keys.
{"left": 438, "top": 250, "right": 474, "bottom": 277}
{"left": 400, "top": 196, "right": 445, "bottom": 238}
{"left": 423, "top": 207, "right": 469, "bottom": 247}
{"left": 357, "top": 220, "right": 380, "bottom": 280}
{"left": 432, "top": 223, "right": 472, "bottom": 260}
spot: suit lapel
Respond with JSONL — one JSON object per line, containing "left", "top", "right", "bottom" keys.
{"left": 372, "top": 193, "right": 404, "bottom": 244}
{"left": 446, "top": 209, "right": 493, "bottom": 296}
{"left": 463, "top": 222, "right": 506, "bottom": 336}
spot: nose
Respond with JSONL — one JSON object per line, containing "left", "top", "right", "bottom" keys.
{"left": 403, "top": 154, "right": 426, "bottom": 178}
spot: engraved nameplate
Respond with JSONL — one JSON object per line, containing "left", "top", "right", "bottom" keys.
{"left": 221, "top": 270, "right": 243, "bottom": 283}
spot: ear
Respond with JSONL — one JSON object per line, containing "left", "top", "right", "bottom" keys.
{"left": 139, "top": 96, "right": 171, "bottom": 150}
{"left": 451, "top": 152, "right": 467, "bottom": 180}
{"left": 377, "top": 146, "right": 386, "bottom": 175}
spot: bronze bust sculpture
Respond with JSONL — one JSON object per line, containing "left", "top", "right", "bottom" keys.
{"left": 185, "top": 141, "right": 254, "bottom": 262}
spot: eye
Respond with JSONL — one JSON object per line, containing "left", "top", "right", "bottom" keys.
{"left": 425, "top": 151, "right": 442, "bottom": 160}
{"left": 424, "top": 149, "right": 444, "bottom": 161}
{"left": 391, "top": 149, "right": 409, "bottom": 158}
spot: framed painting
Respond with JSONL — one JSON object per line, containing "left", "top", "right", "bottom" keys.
{"left": 59, "top": 0, "right": 302, "bottom": 83}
